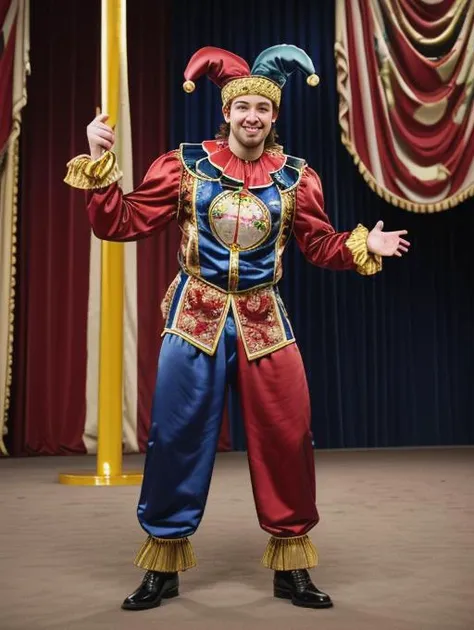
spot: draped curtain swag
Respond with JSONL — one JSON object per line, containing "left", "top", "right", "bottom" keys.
{"left": 336, "top": 0, "right": 474, "bottom": 213}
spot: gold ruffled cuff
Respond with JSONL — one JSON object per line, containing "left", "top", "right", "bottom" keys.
{"left": 345, "top": 224, "right": 383, "bottom": 276}
{"left": 262, "top": 534, "right": 318, "bottom": 571}
{"left": 134, "top": 536, "right": 197, "bottom": 572}
{"left": 63, "top": 151, "right": 122, "bottom": 190}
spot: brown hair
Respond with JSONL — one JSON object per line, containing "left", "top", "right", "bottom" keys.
{"left": 215, "top": 121, "right": 282, "bottom": 151}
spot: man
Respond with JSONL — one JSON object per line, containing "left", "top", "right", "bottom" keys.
{"left": 65, "top": 45, "right": 410, "bottom": 611}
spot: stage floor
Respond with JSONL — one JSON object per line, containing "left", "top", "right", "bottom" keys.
{"left": 1, "top": 447, "right": 473, "bottom": 630}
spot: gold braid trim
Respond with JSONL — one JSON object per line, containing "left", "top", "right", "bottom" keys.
{"left": 262, "top": 535, "right": 318, "bottom": 571}
{"left": 134, "top": 536, "right": 197, "bottom": 572}
{"left": 335, "top": 41, "right": 474, "bottom": 213}
{"left": 63, "top": 151, "right": 122, "bottom": 190}
{"left": 345, "top": 224, "right": 382, "bottom": 276}
{"left": 221, "top": 76, "right": 281, "bottom": 109}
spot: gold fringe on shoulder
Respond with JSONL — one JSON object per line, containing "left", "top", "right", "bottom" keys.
{"left": 134, "top": 536, "right": 197, "bottom": 572}
{"left": 63, "top": 150, "right": 122, "bottom": 190}
{"left": 262, "top": 534, "right": 318, "bottom": 571}
{"left": 345, "top": 224, "right": 383, "bottom": 276}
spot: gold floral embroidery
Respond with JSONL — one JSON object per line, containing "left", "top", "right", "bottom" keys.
{"left": 172, "top": 277, "right": 230, "bottom": 354}
{"left": 274, "top": 189, "right": 296, "bottom": 282}
{"left": 232, "top": 287, "right": 294, "bottom": 360}
{"left": 178, "top": 169, "right": 200, "bottom": 276}
{"left": 163, "top": 277, "right": 294, "bottom": 360}
{"left": 228, "top": 245, "right": 240, "bottom": 292}
{"left": 160, "top": 273, "right": 181, "bottom": 322}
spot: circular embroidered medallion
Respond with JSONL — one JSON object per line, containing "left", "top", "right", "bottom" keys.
{"left": 209, "top": 190, "right": 271, "bottom": 251}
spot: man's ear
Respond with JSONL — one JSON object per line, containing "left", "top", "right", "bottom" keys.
{"left": 223, "top": 105, "right": 231, "bottom": 123}
{"left": 272, "top": 105, "right": 279, "bottom": 124}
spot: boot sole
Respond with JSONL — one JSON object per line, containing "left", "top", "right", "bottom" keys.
{"left": 274, "top": 587, "right": 333, "bottom": 609}
{"left": 121, "top": 587, "right": 179, "bottom": 611}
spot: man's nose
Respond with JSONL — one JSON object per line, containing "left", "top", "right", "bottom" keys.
{"left": 245, "top": 109, "right": 259, "bottom": 123}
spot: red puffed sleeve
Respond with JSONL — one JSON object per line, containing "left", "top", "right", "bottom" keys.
{"left": 294, "top": 167, "right": 382, "bottom": 275}
{"left": 293, "top": 167, "right": 355, "bottom": 270}
{"left": 85, "top": 149, "right": 182, "bottom": 241}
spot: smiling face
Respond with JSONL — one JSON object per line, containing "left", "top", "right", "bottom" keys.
{"left": 224, "top": 94, "right": 277, "bottom": 153}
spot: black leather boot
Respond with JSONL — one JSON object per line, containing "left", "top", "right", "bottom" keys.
{"left": 274, "top": 569, "right": 333, "bottom": 609}
{"left": 121, "top": 570, "right": 179, "bottom": 610}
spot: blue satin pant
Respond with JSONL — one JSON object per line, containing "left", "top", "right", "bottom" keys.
{"left": 137, "top": 316, "right": 238, "bottom": 538}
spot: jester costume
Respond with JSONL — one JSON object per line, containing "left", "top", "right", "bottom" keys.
{"left": 65, "top": 45, "right": 381, "bottom": 609}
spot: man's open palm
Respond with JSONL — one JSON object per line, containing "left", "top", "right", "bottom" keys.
{"left": 367, "top": 220, "right": 410, "bottom": 257}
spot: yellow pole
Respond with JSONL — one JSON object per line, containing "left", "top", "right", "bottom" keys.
{"left": 96, "top": 0, "right": 124, "bottom": 479}
{"left": 59, "top": 0, "right": 141, "bottom": 485}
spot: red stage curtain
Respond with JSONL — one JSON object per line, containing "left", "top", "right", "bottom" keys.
{"left": 10, "top": 1, "right": 100, "bottom": 454}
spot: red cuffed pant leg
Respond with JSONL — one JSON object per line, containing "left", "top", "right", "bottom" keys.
{"left": 237, "top": 339, "right": 319, "bottom": 538}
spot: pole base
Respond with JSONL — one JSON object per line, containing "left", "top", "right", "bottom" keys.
{"left": 58, "top": 471, "right": 143, "bottom": 486}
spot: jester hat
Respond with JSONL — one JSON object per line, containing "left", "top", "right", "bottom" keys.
{"left": 183, "top": 44, "right": 319, "bottom": 109}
